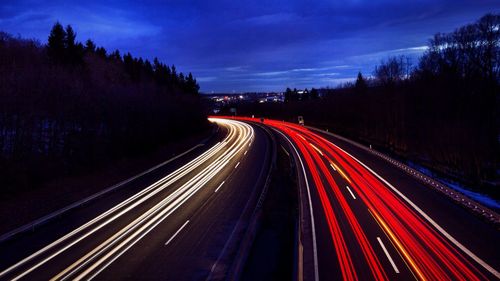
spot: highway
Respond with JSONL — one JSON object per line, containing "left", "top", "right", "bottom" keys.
{"left": 0, "top": 118, "right": 273, "bottom": 280}
{"left": 224, "top": 117, "right": 499, "bottom": 281}
{"left": 1, "top": 115, "right": 498, "bottom": 281}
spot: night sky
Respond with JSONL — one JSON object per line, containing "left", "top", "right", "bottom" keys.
{"left": 1, "top": 1, "right": 498, "bottom": 92}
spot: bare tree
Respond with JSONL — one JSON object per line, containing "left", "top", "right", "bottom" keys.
{"left": 374, "top": 56, "right": 411, "bottom": 85}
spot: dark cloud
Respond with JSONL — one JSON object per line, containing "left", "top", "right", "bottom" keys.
{"left": 0, "top": 0, "right": 498, "bottom": 92}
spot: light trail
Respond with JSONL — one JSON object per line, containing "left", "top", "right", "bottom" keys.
{"left": 315, "top": 136, "right": 489, "bottom": 280}
{"left": 331, "top": 162, "right": 351, "bottom": 184}
{"left": 289, "top": 121, "right": 488, "bottom": 280}
{"left": 222, "top": 116, "right": 494, "bottom": 281}
{"left": 272, "top": 129, "right": 319, "bottom": 281}
{"left": 269, "top": 121, "right": 382, "bottom": 280}
{"left": 1, "top": 118, "right": 254, "bottom": 281}
{"left": 310, "top": 143, "right": 324, "bottom": 156}
{"left": 54, "top": 119, "right": 253, "bottom": 280}
{"left": 291, "top": 131, "right": 359, "bottom": 281}
{"left": 2, "top": 139, "right": 229, "bottom": 280}
{"left": 298, "top": 129, "right": 387, "bottom": 281}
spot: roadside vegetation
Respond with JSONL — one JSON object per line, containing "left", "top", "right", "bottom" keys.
{"left": 235, "top": 13, "right": 499, "bottom": 196}
{"left": 0, "top": 22, "right": 209, "bottom": 194}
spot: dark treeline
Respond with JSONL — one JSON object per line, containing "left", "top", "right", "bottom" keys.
{"left": 0, "top": 22, "right": 208, "bottom": 192}
{"left": 236, "top": 14, "right": 499, "bottom": 192}
{"left": 284, "top": 87, "right": 320, "bottom": 102}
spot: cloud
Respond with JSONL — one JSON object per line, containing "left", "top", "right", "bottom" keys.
{"left": 345, "top": 45, "right": 429, "bottom": 68}
{"left": 0, "top": 3, "right": 161, "bottom": 47}
{"left": 196, "top": 76, "right": 217, "bottom": 82}
{"left": 56, "top": 6, "right": 161, "bottom": 43}
{"left": 320, "top": 77, "right": 357, "bottom": 84}
{"left": 0, "top": 12, "right": 51, "bottom": 24}
{"left": 0, "top": 0, "right": 498, "bottom": 92}
{"left": 313, "top": 72, "right": 341, "bottom": 77}
{"left": 254, "top": 70, "right": 290, "bottom": 76}
{"left": 238, "top": 12, "right": 300, "bottom": 25}
{"left": 224, "top": 66, "right": 247, "bottom": 71}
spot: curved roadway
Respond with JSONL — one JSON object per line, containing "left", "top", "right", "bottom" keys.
{"left": 226, "top": 116, "right": 499, "bottom": 281}
{"left": 0, "top": 118, "right": 272, "bottom": 281}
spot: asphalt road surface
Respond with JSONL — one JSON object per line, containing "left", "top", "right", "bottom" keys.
{"left": 226, "top": 116, "right": 499, "bottom": 281}
{"left": 0, "top": 118, "right": 272, "bottom": 281}
{"left": 1, "top": 116, "right": 498, "bottom": 281}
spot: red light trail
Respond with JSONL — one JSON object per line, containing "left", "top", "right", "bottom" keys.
{"left": 214, "top": 116, "right": 491, "bottom": 281}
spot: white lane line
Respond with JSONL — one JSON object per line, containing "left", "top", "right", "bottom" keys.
{"left": 1, "top": 138, "right": 230, "bottom": 280}
{"left": 280, "top": 145, "right": 290, "bottom": 157}
{"left": 329, "top": 162, "right": 337, "bottom": 171}
{"left": 234, "top": 162, "right": 240, "bottom": 169}
{"left": 326, "top": 139, "right": 500, "bottom": 279}
{"left": 244, "top": 150, "right": 248, "bottom": 155}
{"left": 165, "top": 220, "right": 190, "bottom": 246}
{"left": 53, "top": 120, "right": 254, "bottom": 281}
{"left": 273, "top": 129, "right": 319, "bottom": 281}
{"left": 82, "top": 135, "right": 248, "bottom": 280}
{"left": 377, "top": 237, "right": 400, "bottom": 273}
{"left": 345, "top": 185, "right": 356, "bottom": 200}
{"left": 209, "top": 262, "right": 217, "bottom": 275}
{"left": 215, "top": 181, "right": 225, "bottom": 193}
{"left": 0, "top": 142, "right": 205, "bottom": 244}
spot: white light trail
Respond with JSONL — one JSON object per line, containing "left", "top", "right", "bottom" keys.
{"left": 2, "top": 118, "right": 254, "bottom": 281}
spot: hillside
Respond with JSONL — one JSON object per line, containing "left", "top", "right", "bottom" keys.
{"left": 0, "top": 23, "right": 209, "bottom": 193}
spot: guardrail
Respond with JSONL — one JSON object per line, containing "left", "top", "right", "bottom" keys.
{"left": 225, "top": 122, "right": 278, "bottom": 281}
{"left": 0, "top": 143, "right": 205, "bottom": 243}
{"left": 308, "top": 126, "right": 500, "bottom": 226}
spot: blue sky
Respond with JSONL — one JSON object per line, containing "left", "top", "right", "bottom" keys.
{"left": 0, "top": 0, "right": 498, "bottom": 92}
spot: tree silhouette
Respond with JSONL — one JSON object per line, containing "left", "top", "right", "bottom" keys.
{"left": 186, "top": 72, "right": 200, "bottom": 94}
{"left": 47, "top": 22, "right": 66, "bottom": 62}
{"left": 109, "top": 49, "right": 121, "bottom": 61}
{"left": 0, "top": 22, "right": 204, "bottom": 193}
{"left": 284, "top": 87, "right": 293, "bottom": 102}
{"left": 245, "top": 13, "right": 499, "bottom": 189}
{"left": 310, "top": 88, "right": 319, "bottom": 99}
{"left": 144, "top": 59, "right": 154, "bottom": 76}
{"left": 355, "top": 72, "right": 367, "bottom": 91}
{"left": 95, "top": 46, "right": 107, "bottom": 58}
{"left": 85, "top": 39, "right": 96, "bottom": 53}
{"left": 374, "top": 56, "right": 409, "bottom": 85}
{"left": 65, "top": 25, "right": 76, "bottom": 49}
{"left": 64, "top": 25, "right": 83, "bottom": 64}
